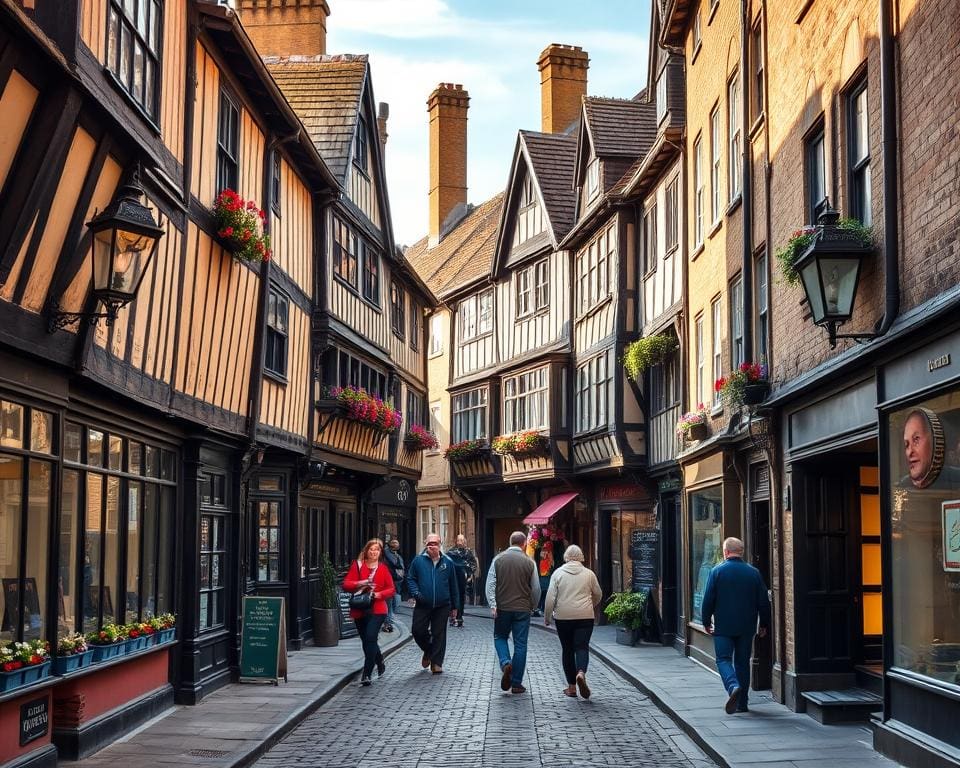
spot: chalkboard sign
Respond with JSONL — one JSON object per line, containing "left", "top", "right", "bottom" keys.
{"left": 629, "top": 529, "right": 660, "bottom": 593}
{"left": 337, "top": 587, "right": 358, "bottom": 639}
{"left": 239, "top": 596, "right": 288, "bottom": 684}
{"left": 20, "top": 697, "right": 48, "bottom": 746}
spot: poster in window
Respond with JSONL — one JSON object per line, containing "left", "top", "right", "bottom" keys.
{"left": 943, "top": 500, "right": 960, "bottom": 571}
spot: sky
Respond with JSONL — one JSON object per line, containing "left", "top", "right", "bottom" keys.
{"left": 325, "top": 0, "right": 652, "bottom": 248}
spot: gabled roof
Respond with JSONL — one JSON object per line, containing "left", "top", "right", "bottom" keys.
{"left": 521, "top": 131, "right": 578, "bottom": 242}
{"left": 404, "top": 193, "right": 504, "bottom": 299}
{"left": 266, "top": 55, "right": 367, "bottom": 185}
{"left": 582, "top": 97, "right": 656, "bottom": 158}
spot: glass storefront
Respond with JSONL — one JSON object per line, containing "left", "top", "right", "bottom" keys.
{"left": 888, "top": 391, "right": 960, "bottom": 685}
{"left": 690, "top": 485, "right": 723, "bottom": 626}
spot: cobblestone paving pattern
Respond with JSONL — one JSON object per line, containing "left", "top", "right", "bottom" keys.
{"left": 253, "top": 618, "right": 715, "bottom": 768}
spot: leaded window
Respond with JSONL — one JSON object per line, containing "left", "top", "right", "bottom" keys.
{"left": 106, "top": 0, "right": 162, "bottom": 119}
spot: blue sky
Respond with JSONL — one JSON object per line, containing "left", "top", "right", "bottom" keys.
{"left": 326, "top": 0, "right": 652, "bottom": 247}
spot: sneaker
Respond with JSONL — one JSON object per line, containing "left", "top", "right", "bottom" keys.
{"left": 360, "top": 675, "right": 371, "bottom": 687}
{"left": 725, "top": 687, "right": 741, "bottom": 715}
{"left": 511, "top": 685, "right": 526, "bottom": 694}
{"left": 576, "top": 671, "right": 591, "bottom": 700}
{"left": 421, "top": 651, "right": 431, "bottom": 669}
{"left": 500, "top": 662, "right": 512, "bottom": 691}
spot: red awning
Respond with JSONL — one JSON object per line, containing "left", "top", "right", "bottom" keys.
{"left": 523, "top": 491, "right": 579, "bottom": 526}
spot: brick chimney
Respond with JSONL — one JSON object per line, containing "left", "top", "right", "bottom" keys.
{"left": 427, "top": 83, "right": 469, "bottom": 246}
{"left": 238, "top": 0, "right": 330, "bottom": 58}
{"left": 377, "top": 102, "right": 389, "bottom": 157}
{"left": 537, "top": 44, "right": 589, "bottom": 134}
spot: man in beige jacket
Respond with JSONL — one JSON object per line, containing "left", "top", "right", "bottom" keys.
{"left": 544, "top": 544, "right": 602, "bottom": 698}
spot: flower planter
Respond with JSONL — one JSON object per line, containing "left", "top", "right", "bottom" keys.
{"left": 157, "top": 628, "right": 175, "bottom": 645}
{"left": 0, "top": 668, "right": 25, "bottom": 692}
{"left": 686, "top": 423, "right": 709, "bottom": 441}
{"left": 126, "top": 635, "right": 150, "bottom": 653}
{"left": 20, "top": 661, "right": 51, "bottom": 685}
{"left": 742, "top": 382, "right": 770, "bottom": 406}
{"left": 53, "top": 650, "right": 94, "bottom": 676}
{"left": 615, "top": 627, "right": 640, "bottom": 646}
{"left": 90, "top": 642, "right": 126, "bottom": 663}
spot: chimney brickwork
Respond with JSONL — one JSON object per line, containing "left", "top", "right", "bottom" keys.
{"left": 238, "top": 0, "right": 330, "bottom": 58}
{"left": 427, "top": 83, "right": 469, "bottom": 245}
{"left": 537, "top": 44, "right": 589, "bottom": 134}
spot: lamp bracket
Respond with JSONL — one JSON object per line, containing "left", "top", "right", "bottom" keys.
{"left": 824, "top": 319, "right": 879, "bottom": 348}
{"left": 47, "top": 300, "right": 124, "bottom": 333}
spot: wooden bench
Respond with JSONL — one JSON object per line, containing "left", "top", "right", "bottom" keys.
{"left": 801, "top": 688, "right": 883, "bottom": 724}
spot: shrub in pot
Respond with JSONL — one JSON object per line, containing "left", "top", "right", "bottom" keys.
{"left": 312, "top": 552, "right": 340, "bottom": 647}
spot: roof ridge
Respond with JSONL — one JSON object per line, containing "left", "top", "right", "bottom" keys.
{"left": 263, "top": 53, "right": 368, "bottom": 64}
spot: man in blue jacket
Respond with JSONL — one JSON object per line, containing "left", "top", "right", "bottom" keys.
{"left": 701, "top": 536, "right": 771, "bottom": 714}
{"left": 406, "top": 532, "right": 460, "bottom": 674}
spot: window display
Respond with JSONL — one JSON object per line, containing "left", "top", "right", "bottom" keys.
{"left": 690, "top": 485, "right": 723, "bottom": 626}
{"left": 889, "top": 392, "right": 960, "bottom": 684}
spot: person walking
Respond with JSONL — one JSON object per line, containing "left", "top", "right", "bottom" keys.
{"left": 382, "top": 538, "right": 405, "bottom": 633}
{"left": 406, "top": 532, "right": 459, "bottom": 674}
{"left": 485, "top": 531, "right": 540, "bottom": 694}
{"left": 446, "top": 534, "right": 478, "bottom": 628}
{"left": 342, "top": 538, "right": 396, "bottom": 686}
{"left": 543, "top": 544, "right": 602, "bottom": 699}
{"left": 700, "top": 536, "right": 771, "bottom": 714}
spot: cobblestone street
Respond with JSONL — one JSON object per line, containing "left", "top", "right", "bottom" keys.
{"left": 253, "top": 618, "right": 714, "bottom": 768}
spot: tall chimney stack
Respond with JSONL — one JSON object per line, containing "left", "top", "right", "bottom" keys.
{"left": 427, "top": 83, "right": 469, "bottom": 246}
{"left": 238, "top": 0, "right": 330, "bottom": 58}
{"left": 537, "top": 44, "right": 589, "bottom": 134}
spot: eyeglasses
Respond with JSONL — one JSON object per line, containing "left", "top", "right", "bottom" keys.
{"left": 426, "top": 541, "right": 441, "bottom": 547}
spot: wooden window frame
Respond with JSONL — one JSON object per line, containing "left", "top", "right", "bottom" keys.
{"left": 362, "top": 246, "right": 379, "bottom": 305}
{"left": 728, "top": 73, "right": 742, "bottom": 202}
{"left": 503, "top": 366, "right": 549, "bottom": 434}
{"left": 665, "top": 177, "right": 679, "bottom": 253}
{"left": 711, "top": 298, "right": 722, "bottom": 408}
{"left": 695, "top": 314, "right": 705, "bottom": 409}
{"left": 391, "top": 281, "right": 406, "bottom": 340}
{"left": 264, "top": 288, "right": 289, "bottom": 380}
{"left": 105, "top": 0, "right": 163, "bottom": 121}
{"left": 847, "top": 78, "right": 872, "bottom": 226}
{"left": 216, "top": 88, "right": 240, "bottom": 194}
{"left": 452, "top": 387, "right": 488, "bottom": 442}
{"left": 354, "top": 115, "right": 369, "bottom": 174}
{"left": 271, "top": 153, "right": 282, "bottom": 216}
{"left": 805, "top": 121, "right": 828, "bottom": 224}
{"left": 332, "top": 215, "right": 358, "bottom": 289}
{"left": 754, "top": 250, "right": 769, "bottom": 365}
{"left": 730, "top": 277, "right": 744, "bottom": 369}
{"left": 575, "top": 353, "right": 611, "bottom": 434}
{"left": 694, "top": 135, "right": 704, "bottom": 247}
{"left": 710, "top": 105, "right": 721, "bottom": 223}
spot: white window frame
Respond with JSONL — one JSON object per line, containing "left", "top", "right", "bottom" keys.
{"left": 731, "top": 278, "right": 744, "bottom": 368}
{"left": 576, "top": 223, "right": 614, "bottom": 315}
{"left": 711, "top": 298, "right": 722, "bottom": 408}
{"left": 452, "top": 388, "right": 487, "bottom": 442}
{"left": 575, "top": 353, "right": 611, "bottom": 434}
{"left": 694, "top": 135, "right": 704, "bottom": 247}
{"left": 418, "top": 507, "right": 434, "bottom": 548}
{"left": 429, "top": 314, "right": 443, "bottom": 356}
{"left": 728, "top": 74, "right": 742, "bottom": 201}
{"left": 502, "top": 366, "right": 549, "bottom": 433}
{"left": 459, "top": 289, "right": 494, "bottom": 341}
{"left": 438, "top": 505, "right": 450, "bottom": 548}
{"left": 586, "top": 159, "right": 600, "bottom": 201}
{"left": 429, "top": 402, "right": 442, "bottom": 451}
{"left": 665, "top": 177, "right": 679, "bottom": 253}
{"left": 695, "top": 314, "right": 705, "bottom": 408}
{"left": 710, "top": 106, "right": 721, "bottom": 223}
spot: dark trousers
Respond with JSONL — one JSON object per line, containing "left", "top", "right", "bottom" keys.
{"left": 555, "top": 618, "right": 594, "bottom": 684}
{"left": 354, "top": 613, "right": 385, "bottom": 678}
{"left": 412, "top": 603, "right": 450, "bottom": 665}
{"left": 713, "top": 633, "right": 754, "bottom": 710}
{"left": 454, "top": 569, "right": 467, "bottom": 621}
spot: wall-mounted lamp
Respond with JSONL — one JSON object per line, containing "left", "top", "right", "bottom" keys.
{"left": 794, "top": 203, "right": 876, "bottom": 348}
{"left": 49, "top": 173, "right": 164, "bottom": 332}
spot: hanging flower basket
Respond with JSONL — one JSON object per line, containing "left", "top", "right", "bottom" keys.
{"left": 715, "top": 362, "right": 768, "bottom": 408}
{"left": 623, "top": 334, "right": 678, "bottom": 383}
{"left": 676, "top": 405, "right": 709, "bottom": 441}
{"left": 444, "top": 439, "right": 489, "bottom": 461}
{"left": 212, "top": 189, "right": 272, "bottom": 263}
{"left": 403, "top": 424, "right": 439, "bottom": 451}
{"left": 742, "top": 382, "right": 771, "bottom": 406}
{"left": 319, "top": 386, "right": 403, "bottom": 434}
{"left": 492, "top": 430, "right": 549, "bottom": 457}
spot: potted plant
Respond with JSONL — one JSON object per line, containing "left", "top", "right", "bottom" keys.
{"left": 1, "top": 639, "right": 51, "bottom": 691}
{"left": 87, "top": 623, "right": 127, "bottom": 662}
{"left": 444, "top": 439, "right": 489, "bottom": 461}
{"left": 148, "top": 613, "right": 176, "bottom": 644}
{"left": 776, "top": 218, "right": 872, "bottom": 286}
{"left": 676, "top": 405, "right": 709, "bottom": 442}
{"left": 623, "top": 334, "right": 678, "bottom": 383}
{"left": 54, "top": 633, "right": 93, "bottom": 675}
{"left": 212, "top": 189, "right": 272, "bottom": 263}
{"left": 715, "top": 362, "right": 769, "bottom": 408}
{"left": 312, "top": 552, "right": 340, "bottom": 647}
{"left": 603, "top": 591, "right": 650, "bottom": 646}
{"left": 124, "top": 621, "right": 153, "bottom": 652}
{"left": 320, "top": 385, "right": 403, "bottom": 434}
{"left": 403, "top": 423, "right": 439, "bottom": 451}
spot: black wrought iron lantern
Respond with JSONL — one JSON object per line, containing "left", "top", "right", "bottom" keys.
{"left": 793, "top": 205, "right": 874, "bottom": 347}
{"left": 50, "top": 176, "right": 164, "bottom": 331}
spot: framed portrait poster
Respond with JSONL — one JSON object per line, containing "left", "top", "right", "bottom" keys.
{"left": 943, "top": 499, "right": 960, "bottom": 571}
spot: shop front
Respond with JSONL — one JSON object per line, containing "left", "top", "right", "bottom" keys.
{"left": 367, "top": 478, "right": 417, "bottom": 557}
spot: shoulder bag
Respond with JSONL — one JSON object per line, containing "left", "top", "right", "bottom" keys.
{"left": 348, "top": 561, "right": 375, "bottom": 610}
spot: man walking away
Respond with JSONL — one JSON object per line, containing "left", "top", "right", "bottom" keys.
{"left": 700, "top": 536, "right": 771, "bottom": 714}
{"left": 406, "top": 532, "right": 460, "bottom": 674}
{"left": 446, "top": 534, "right": 478, "bottom": 627}
{"left": 485, "top": 531, "right": 540, "bottom": 694}
{"left": 382, "top": 539, "right": 405, "bottom": 633}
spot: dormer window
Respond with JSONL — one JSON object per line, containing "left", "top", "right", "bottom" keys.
{"left": 354, "top": 115, "right": 368, "bottom": 174}
{"left": 586, "top": 159, "right": 600, "bottom": 201}
{"left": 513, "top": 174, "right": 545, "bottom": 246}
{"left": 656, "top": 71, "right": 667, "bottom": 124}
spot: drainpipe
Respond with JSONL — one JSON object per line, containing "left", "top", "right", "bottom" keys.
{"left": 875, "top": 0, "right": 900, "bottom": 337}
{"left": 740, "top": 0, "right": 753, "bottom": 363}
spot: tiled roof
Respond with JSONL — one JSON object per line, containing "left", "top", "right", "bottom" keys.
{"left": 583, "top": 96, "right": 657, "bottom": 158}
{"left": 520, "top": 131, "right": 578, "bottom": 242}
{"left": 405, "top": 193, "right": 504, "bottom": 298}
{"left": 265, "top": 55, "right": 368, "bottom": 184}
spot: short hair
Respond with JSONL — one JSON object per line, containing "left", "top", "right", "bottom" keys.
{"left": 563, "top": 544, "right": 584, "bottom": 562}
{"left": 509, "top": 531, "right": 526, "bottom": 547}
{"left": 723, "top": 537, "right": 744, "bottom": 554}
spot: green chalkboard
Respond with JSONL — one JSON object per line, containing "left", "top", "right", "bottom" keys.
{"left": 239, "top": 596, "right": 287, "bottom": 683}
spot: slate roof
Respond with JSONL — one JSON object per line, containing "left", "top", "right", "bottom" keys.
{"left": 520, "top": 131, "right": 578, "bottom": 242}
{"left": 265, "top": 55, "right": 368, "bottom": 185}
{"left": 583, "top": 96, "right": 657, "bottom": 158}
{"left": 405, "top": 193, "right": 504, "bottom": 298}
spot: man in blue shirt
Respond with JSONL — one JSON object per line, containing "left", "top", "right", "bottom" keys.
{"left": 406, "top": 532, "right": 460, "bottom": 674}
{"left": 701, "top": 536, "right": 771, "bottom": 714}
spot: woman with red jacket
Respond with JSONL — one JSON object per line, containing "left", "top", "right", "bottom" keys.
{"left": 342, "top": 538, "right": 396, "bottom": 686}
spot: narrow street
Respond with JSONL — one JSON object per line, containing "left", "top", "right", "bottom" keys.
{"left": 253, "top": 617, "right": 714, "bottom": 768}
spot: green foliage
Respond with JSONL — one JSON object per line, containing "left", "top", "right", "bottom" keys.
{"left": 776, "top": 218, "right": 873, "bottom": 286}
{"left": 315, "top": 552, "right": 338, "bottom": 610}
{"left": 623, "top": 334, "right": 677, "bottom": 382}
{"left": 603, "top": 591, "right": 649, "bottom": 631}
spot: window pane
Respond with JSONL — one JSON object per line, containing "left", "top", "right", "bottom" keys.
{"left": 156, "top": 486, "right": 173, "bottom": 613}
{"left": 0, "top": 456, "right": 23, "bottom": 643}
{"left": 109, "top": 435, "right": 123, "bottom": 471}
{"left": 23, "top": 461, "right": 51, "bottom": 640}
{"left": 60, "top": 469, "right": 80, "bottom": 634}
{"left": 1, "top": 401, "right": 23, "bottom": 449}
{"left": 142, "top": 483, "right": 157, "bottom": 616}
{"left": 88, "top": 429, "right": 104, "bottom": 468}
{"left": 126, "top": 481, "right": 142, "bottom": 621}
{"left": 103, "top": 476, "right": 120, "bottom": 625}
{"left": 691, "top": 485, "right": 723, "bottom": 625}
{"left": 31, "top": 410, "right": 53, "bottom": 454}
{"left": 83, "top": 473, "right": 103, "bottom": 632}
{"left": 65, "top": 423, "right": 82, "bottom": 463}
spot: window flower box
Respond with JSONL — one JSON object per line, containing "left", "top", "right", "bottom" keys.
{"left": 148, "top": 614, "right": 176, "bottom": 644}
{"left": 53, "top": 650, "right": 94, "bottom": 675}
{"left": 1, "top": 639, "right": 51, "bottom": 691}
{"left": 676, "top": 405, "right": 709, "bottom": 442}
{"left": 87, "top": 623, "right": 127, "bottom": 662}
{"left": 318, "top": 386, "right": 402, "bottom": 434}
{"left": 403, "top": 424, "right": 439, "bottom": 451}
{"left": 715, "top": 362, "right": 768, "bottom": 408}
{"left": 492, "top": 430, "right": 550, "bottom": 457}
{"left": 90, "top": 642, "right": 126, "bottom": 662}
{"left": 212, "top": 189, "right": 272, "bottom": 263}
{"left": 444, "top": 439, "right": 489, "bottom": 462}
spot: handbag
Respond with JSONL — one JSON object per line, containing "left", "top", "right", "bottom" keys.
{"left": 348, "top": 560, "right": 375, "bottom": 610}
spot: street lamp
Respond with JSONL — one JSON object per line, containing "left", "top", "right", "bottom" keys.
{"left": 793, "top": 203, "right": 876, "bottom": 348}
{"left": 49, "top": 174, "right": 164, "bottom": 332}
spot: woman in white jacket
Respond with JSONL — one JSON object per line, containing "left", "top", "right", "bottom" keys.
{"left": 543, "top": 544, "right": 602, "bottom": 698}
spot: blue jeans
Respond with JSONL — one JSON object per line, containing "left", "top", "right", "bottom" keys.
{"left": 494, "top": 610, "right": 531, "bottom": 686}
{"left": 386, "top": 593, "right": 397, "bottom": 627}
{"left": 354, "top": 613, "right": 385, "bottom": 678}
{"left": 713, "top": 633, "right": 754, "bottom": 709}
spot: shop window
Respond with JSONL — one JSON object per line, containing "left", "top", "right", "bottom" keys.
{"left": 690, "top": 485, "right": 723, "bottom": 626}
{"left": 200, "top": 513, "right": 226, "bottom": 629}
{"left": 257, "top": 501, "right": 281, "bottom": 582}
{"left": 106, "top": 0, "right": 162, "bottom": 119}
{"left": 889, "top": 397, "right": 960, "bottom": 683}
